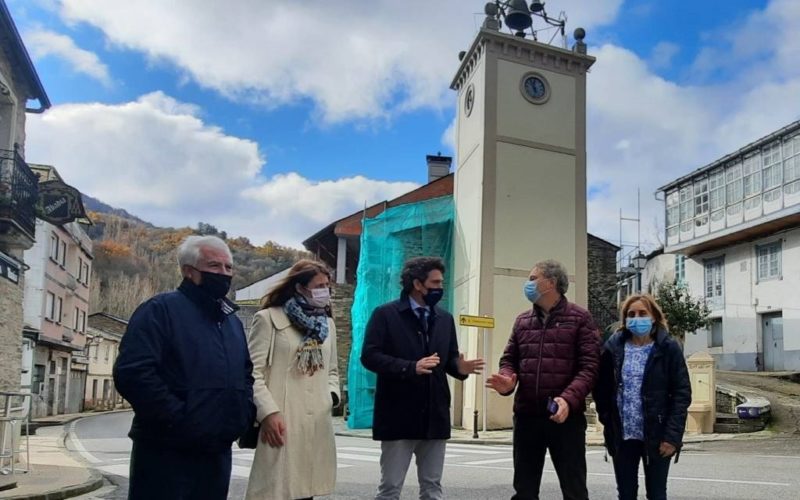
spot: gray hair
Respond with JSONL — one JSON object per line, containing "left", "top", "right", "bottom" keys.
{"left": 177, "top": 235, "right": 232, "bottom": 268}
{"left": 534, "top": 259, "right": 569, "bottom": 295}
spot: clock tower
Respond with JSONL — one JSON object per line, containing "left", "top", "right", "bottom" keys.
{"left": 450, "top": 10, "right": 595, "bottom": 429}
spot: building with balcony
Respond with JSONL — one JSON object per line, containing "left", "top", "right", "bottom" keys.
{"left": 658, "top": 121, "right": 800, "bottom": 371}
{"left": 84, "top": 312, "right": 126, "bottom": 411}
{"left": 0, "top": 0, "right": 51, "bottom": 393}
{"left": 21, "top": 165, "right": 93, "bottom": 416}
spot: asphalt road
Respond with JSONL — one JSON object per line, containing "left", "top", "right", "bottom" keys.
{"left": 68, "top": 411, "right": 800, "bottom": 499}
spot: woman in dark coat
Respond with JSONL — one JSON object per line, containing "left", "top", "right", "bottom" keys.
{"left": 594, "top": 294, "right": 692, "bottom": 500}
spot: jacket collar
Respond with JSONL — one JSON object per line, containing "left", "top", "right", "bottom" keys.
{"left": 267, "top": 306, "right": 292, "bottom": 330}
{"left": 533, "top": 294, "right": 567, "bottom": 320}
{"left": 178, "top": 279, "right": 239, "bottom": 321}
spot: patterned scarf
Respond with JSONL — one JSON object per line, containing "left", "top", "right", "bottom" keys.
{"left": 284, "top": 295, "right": 329, "bottom": 376}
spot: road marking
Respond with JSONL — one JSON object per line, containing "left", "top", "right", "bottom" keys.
{"left": 445, "top": 463, "right": 792, "bottom": 487}
{"left": 447, "top": 444, "right": 511, "bottom": 452}
{"left": 338, "top": 446, "right": 382, "bottom": 454}
{"left": 461, "top": 457, "right": 514, "bottom": 465}
{"left": 337, "top": 452, "right": 381, "bottom": 463}
{"left": 232, "top": 464, "right": 252, "bottom": 478}
{"left": 67, "top": 421, "right": 101, "bottom": 464}
{"left": 446, "top": 446, "right": 505, "bottom": 455}
{"left": 97, "top": 464, "right": 130, "bottom": 476}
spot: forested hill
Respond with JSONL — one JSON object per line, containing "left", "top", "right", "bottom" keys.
{"left": 83, "top": 199, "right": 309, "bottom": 319}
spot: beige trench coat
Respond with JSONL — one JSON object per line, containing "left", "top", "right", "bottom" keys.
{"left": 244, "top": 306, "right": 340, "bottom": 500}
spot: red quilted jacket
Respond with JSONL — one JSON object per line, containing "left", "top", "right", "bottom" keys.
{"left": 499, "top": 296, "right": 601, "bottom": 415}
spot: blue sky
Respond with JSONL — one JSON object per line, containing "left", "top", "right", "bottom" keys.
{"left": 7, "top": 0, "right": 799, "bottom": 249}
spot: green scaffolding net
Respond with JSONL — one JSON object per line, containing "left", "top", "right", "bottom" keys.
{"left": 347, "top": 195, "right": 455, "bottom": 429}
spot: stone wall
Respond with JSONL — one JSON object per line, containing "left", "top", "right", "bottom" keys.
{"left": 587, "top": 237, "right": 619, "bottom": 332}
{"left": 331, "top": 283, "right": 354, "bottom": 416}
{"left": 0, "top": 250, "right": 24, "bottom": 393}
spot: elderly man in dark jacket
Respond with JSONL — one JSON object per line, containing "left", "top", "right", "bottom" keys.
{"left": 114, "top": 235, "right": 256, "bottom": 500}
{"left": 487, "top": 259, "right": 601, "bottom": 500}
{"left": 361, "top": 256, "right": 484, "bottom": 500}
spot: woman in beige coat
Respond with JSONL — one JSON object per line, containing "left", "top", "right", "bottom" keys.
{"left": 244, "top": 259, "right": 340, "bottom": 500}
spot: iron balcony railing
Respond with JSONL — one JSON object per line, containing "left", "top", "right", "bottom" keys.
{"left": 0, "top": 148, "right": 38, "bottom": 239}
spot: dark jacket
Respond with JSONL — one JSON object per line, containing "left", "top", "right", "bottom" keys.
{"left": 361, "top": 297, "right": 467, "bottom": 441}
{"left": 114, "top": 280, "right": 256, "bottom": 453}
{"left": 499, "top": 296, "right": 601, "bottom": 415}
{"left": 594, "top": 327, "right": 692, "bottom": 460}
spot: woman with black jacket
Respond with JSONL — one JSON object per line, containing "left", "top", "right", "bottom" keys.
{"left": 594, "top": 294, "right": 692, "bottom": 500}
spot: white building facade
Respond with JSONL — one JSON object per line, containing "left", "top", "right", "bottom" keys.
{"left": 658, "top": 121, "right": 800, "bottom": 371}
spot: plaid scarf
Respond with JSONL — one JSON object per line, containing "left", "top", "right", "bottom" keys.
{"left": 284, "top": 295, "right": 329, "bottom": 375}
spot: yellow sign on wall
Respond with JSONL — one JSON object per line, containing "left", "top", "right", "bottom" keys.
{"left": 459, "top": 315, "right": 495, "bottom": 329}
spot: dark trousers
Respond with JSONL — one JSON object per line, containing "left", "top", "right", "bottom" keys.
{"left": 511, "top": 413, "right": 588, "bottom": 500}
{"left": 612, "top": 439, "right": 671, "bottom": 500}
{"left": 128, "top": 440, "right": 232, "bottom": 500}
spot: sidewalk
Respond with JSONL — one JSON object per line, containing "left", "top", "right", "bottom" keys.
{"left": 0, "top": 428, "right": 102, "bottom": 500}
{"left": 0, "top": 410, "right": 127, "bottom": 500}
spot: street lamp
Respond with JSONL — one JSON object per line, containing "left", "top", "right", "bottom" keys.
{"left": 632, "top": 253, "right": 648, "bottom": 271}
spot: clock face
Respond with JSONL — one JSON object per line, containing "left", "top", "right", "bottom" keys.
{"left": 464, "top": 84, "right": 475, "bottom": 117}
{"left": 521, "top": 74, "right": 549, "bottom": 103}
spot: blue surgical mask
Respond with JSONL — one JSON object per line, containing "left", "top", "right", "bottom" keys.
{"left": 626, "top": 317, "right": 653, "bottom": 336}
{"left": 523, "top": 280, "right": 540, "bottom": 303}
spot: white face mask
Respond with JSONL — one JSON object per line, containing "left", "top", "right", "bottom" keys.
{"left": 308, "top": 287, "right": 331, "bottom": 308}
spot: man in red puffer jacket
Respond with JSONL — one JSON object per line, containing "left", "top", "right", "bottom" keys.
{"left": 487, "top": 259, "right": 601, "bottom": 500}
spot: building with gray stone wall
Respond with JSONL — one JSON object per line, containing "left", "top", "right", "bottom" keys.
{"left": 0, "top": 1, "right": 51, "bottom": 392}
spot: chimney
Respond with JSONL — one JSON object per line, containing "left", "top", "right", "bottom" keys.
{"left": 426, "top": 153, "right": 452, "bottom": 183}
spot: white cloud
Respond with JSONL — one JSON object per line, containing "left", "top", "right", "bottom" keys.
{"left": 441, "top": 117, "right": 456, "bottom": 153}
{"left": 25, "top": 28, "right": 111, "bottom": 86}
{"left": 57, "top": 0, "right": 623, "bottom": 123}
{"left": 649, "top": 41, "right": 679, "bottom": 69}
{"left": 25, "top": 93, "right": 417, "bottom": 247}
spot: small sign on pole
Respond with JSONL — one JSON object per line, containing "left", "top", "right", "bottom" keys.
{"left": 459, "top": 314, "right": 495, "bottom": 329}
{"left": 458, "top": 314, "right": 494, "bottom": 436}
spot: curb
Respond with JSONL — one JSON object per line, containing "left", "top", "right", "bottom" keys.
{"left": 0, "top": 471, "right": 104, "bottom": 500}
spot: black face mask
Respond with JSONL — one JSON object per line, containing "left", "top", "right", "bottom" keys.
{"left": 423, "top": 288, "right": 444, "bottom": 308}
{"left": 198, "top": 271, "right": 232, "bottom": 299}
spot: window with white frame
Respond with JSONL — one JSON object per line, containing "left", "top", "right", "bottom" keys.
{"left": 756, "top": 242, "right": 781, "bottom": 281}
{"left": 704, "top": 257, "right": 724, "bottom": 306}
{"left": 675, "top": 254, "right": 686, "bottom": 285}
{"left": 762, "top": 141, "right": 782, "bottom": 192}
{"left": 45, "top": 292, "right": 55, "bottom": 321}
{"left": 73, "top": 307, "right": 80, "bottom": 331}
{"left": 694, "top": 179, "right": 709, "bottom": 217}
{"left": 80, "top": 310, "right": 87, "bottom": 333}
{"left": 785, "top": 132, "right": 800, "bottom": 194}
{"left": 679, "top": 185, "right": 693, "bottom": 231}
{"left": 50, "top": 234, "right": 59, "bottom": 261}
{"left": 708, "top": 318, "right": 723, "bottom": 348}
{"left": 82, "top": 261, "right": 90, "bottom": 285}
{"left": 726, "top": 161, "right": 743, "bottom": 204}
{"left": 666, "top": 190, "right": 679, "bottom": 227}
{"left": 59, "top": 240, "right": 67, "bottom": 266}
{"left": 55, "top": 297, "right": 63, "bottom": 323}
{"left": 709, "top": 169, "right": 725, "bottom": 212}
{"left": 743, "top": 154, "right": 761, "bottom": 198}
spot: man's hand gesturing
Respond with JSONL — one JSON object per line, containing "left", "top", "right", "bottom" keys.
{"left": 486, "top": 372, "right": 518, "bottom": 394}
{"left": 416, "top": 353, "right": 440, "bottom": 375}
